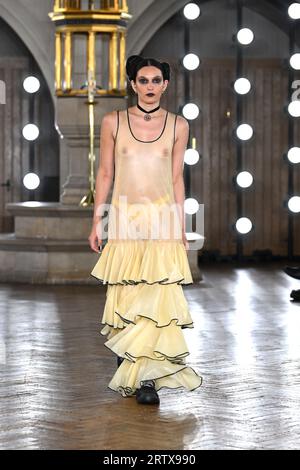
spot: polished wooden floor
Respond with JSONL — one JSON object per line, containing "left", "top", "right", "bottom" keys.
{"left": 1, "top": 261, "right": 300, "bottom": 450}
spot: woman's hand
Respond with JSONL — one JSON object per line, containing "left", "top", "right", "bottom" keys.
{"left": 88, "top": 221, "right": 102, "bottom": 253}
{"left": 182, "top": 232, "right": 189, "bottom": 251}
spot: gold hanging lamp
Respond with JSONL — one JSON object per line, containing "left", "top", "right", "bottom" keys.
{"left": 49, "top": 0, "right": 131, "bottom": 96}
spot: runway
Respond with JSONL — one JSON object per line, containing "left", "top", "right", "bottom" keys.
{"left": 0, "top": 261, "right": 300, "bottom": 450}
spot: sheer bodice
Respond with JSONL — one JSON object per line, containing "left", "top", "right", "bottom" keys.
{"left": 108, "top": 109, "right": 182, "bottom": 241}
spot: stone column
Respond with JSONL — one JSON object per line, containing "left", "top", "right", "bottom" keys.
{"left": 58, "top": 96, "right": 125, "bottom": 205}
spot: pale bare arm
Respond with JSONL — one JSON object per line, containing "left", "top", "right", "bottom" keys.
{"left": 88, "top": 111, "right": 117, "bottom": 253}
{"left": 172, "top": 115, "right": 190, "bottom": 249}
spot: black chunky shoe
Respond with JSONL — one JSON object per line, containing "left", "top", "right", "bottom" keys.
{"left": 136, "top": 380, "right": 160, "bottom": 405}
{"left": 117, "top": 356, "right": 124, "bottom": 367}
{"left": 284, "top": 266, "right": 300, "bottom": 280}
{"left": 290, "top": 289, "right": 300, "bottom": 301}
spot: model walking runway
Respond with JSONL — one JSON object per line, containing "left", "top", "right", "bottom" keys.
{"left": 91, "top": 107, "right": 202, "bottom": 400}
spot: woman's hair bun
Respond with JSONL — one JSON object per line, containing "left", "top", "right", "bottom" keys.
{"left": 161, "top": 62, "right": 170, "bottom": 81}
{"left": 126, "top": 55, "right": 143, "bottom": 81}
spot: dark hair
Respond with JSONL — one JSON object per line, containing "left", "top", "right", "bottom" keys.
{"left": 126, "top": 55, "right": 170, "bottom": 83}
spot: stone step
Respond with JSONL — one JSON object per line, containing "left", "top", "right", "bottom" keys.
{"left": 6, "top": 202, "right": 95, "bottom": 240}
{"left": 0, "top": 233, "right": 92, "bottom": 252}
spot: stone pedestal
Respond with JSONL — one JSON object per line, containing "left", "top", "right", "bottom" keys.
{"left": 0, "top": 202, "right": 99, "bottom": 284}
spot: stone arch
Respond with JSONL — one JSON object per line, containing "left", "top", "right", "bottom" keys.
{"left": 0, "top": 0, "right": 54, "bottom": 105}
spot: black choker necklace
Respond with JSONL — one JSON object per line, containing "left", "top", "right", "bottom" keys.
{"left": 137, "top": 103, "right": 160, "bottom": 121}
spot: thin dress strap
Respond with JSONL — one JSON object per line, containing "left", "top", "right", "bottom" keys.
{"left": 173, "top": 114, "right": 178, "bottom": 146}
{"left": 114, "top": 110, "right": 120, "bottom": 142}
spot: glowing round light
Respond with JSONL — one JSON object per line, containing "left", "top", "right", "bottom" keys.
{"left": 23, "top": 173, "right": 40, "bottom": 190}
{"left": 23, "top": 76, "right": 40, "bottom": 93}
{"left": 184, "top": 198, "right": 199, "bottom": 215}
{"left": 288, "top": 196, "right": 300, "bottom": 213}
{"left": 182, "top": 103, "right": 199, "bottom": 120}
{"left": 288, "top": 3, "right": 300, "bottom": 19}
{"left": 236, "top": 124, "right": 253, "bottom": 141}
{"left": 183, "top": 53, "right": 200, "bottom": 71}
{"left": 234, "top": 78, "right": 251, "bottom": 95}
{"left": 290, "top": 53, "right": 300, "bottom": 70}
{"left": 185, "top": 148, "right": 200, "bottom": 165}
{"left": 22, "top": 124, "right": 39, "bottom": 141}
{"left": 235, "top": 217, "right": 252, "bottom": 234}
{"left": 236, "top": 171, "right": 253, "bottom": 188}
{"left": 287, "top": 147, "right": 300, "bottom": 164}
{"left": 288, "top": 100, "right": 300, "bottom": 117}
{"left": 183, "top": 3, "right": 201, "bottom": 20}
{"left": 237, "top": 28, "right": 254, "bottom": 45}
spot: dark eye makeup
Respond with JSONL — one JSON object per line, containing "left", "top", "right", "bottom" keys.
{"left": 138, "top": 77, "right": 163, "bottom": 84}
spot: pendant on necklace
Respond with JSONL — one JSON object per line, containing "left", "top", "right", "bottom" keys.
{"left": 144, "top": 114, "right": 151, "bottom": 121}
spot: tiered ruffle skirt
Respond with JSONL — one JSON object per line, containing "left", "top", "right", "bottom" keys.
{"left": 91, "top": 239, "right": 203, "bottom": 397}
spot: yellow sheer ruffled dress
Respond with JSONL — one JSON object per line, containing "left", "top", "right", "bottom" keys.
{"left": 91, "top": 109, "right": 203, "bottom": 397}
